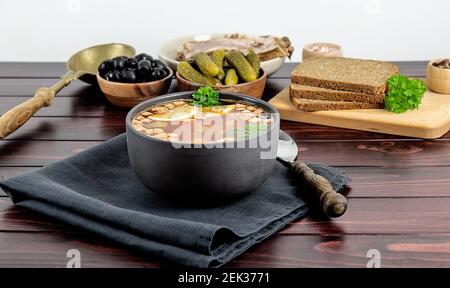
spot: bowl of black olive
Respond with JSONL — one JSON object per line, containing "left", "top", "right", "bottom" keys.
{"left": 97, "top": 53, "right": 173, "bottom": 108}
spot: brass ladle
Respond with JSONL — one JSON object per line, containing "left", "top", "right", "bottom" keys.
{"left": 0, "top": 43, "right": 136, "bottom": 139}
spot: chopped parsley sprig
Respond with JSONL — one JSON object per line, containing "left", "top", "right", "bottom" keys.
{"left": 191, "top": 86, "right": 220, "bottom": 107}
{"left": 384, "top": 75, "right": 426, "bottom": 114}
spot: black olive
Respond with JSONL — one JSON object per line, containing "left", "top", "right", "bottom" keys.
{"left": 110, "top": 70, "right": 122, "bottom": 82}
{"left": 156, "top": 67, "right": 168, "bottom": 79}
{"left": 124, "top": 57, "right": 138, "bottom": 69}
{"left": 135, "top": 53, "right": 153, "bottom": 62}
{"left": 138, "top": 59, "right": 152, "bottom": 71}
{"left": 137, "top": 60, "right": 153, "bottom": 82}
{"left": 151, "top": 67, "right": 165, "bottom": 80}
{"left": 111, "top": 56, "right": 127, "bottom": 71}
{"left": 153, "top": 59, "right": 166, "bottom": 68}
{"left": 137, "top": 69, "right": 151, "bottom": 83}
{"left": 98, "top": 60, "right": 112, "bottom": 77}
{"left": 104, "top": 71, "right": 114, "bottom": 81}
{"left": 161, "top": 67, "right": 170, "bottom": 75}
{"left": 121, "top": 68, "right": 138, "bottom": 83}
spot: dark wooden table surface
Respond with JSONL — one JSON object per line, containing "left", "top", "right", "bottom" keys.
{"left": 1, "top": 61, "right": 449, "bottom": 268}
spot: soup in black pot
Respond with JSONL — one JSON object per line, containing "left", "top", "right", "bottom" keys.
{"left": 132, "top": 99, "right": 273, "bottom": 144}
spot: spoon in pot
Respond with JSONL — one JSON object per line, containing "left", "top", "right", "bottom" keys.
{"left": 0, "top": 43, "right": 135, "bottom": 139}
{"left": 277, "top": 131, "right": 347, "bottom": 218}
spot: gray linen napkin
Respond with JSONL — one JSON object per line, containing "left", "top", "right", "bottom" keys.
{"left": 0, "top": 134, "right": 350, "bottom": 267}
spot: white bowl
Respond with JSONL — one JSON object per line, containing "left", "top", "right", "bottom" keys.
{"left": 158, "top": 34, "right": 286, "bottom": 77}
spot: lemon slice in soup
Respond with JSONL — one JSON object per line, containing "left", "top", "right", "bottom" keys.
{"left": 202, "top": 105, "right": 235, "bottom": 114}
{"left": 148, "top": 105, "right": 200, "bottom": 121}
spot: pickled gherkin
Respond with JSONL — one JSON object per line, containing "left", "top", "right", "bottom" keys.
{"left": 224, "top": 69, "right": 238, "bottom": 85}
{"left": 193, "top": 52, "right": 219, "bottom": 77}
{"left": 246, "top": 48, "right": 260, "bottom": 77}
{"left": 177, "top": 62, "right": 220, "bottom": 86}
{"left": 225, "top": 51, "right": 257, "bottom": 83}
{"left": 212, "top": 49, "right": 226, "bottom": 80}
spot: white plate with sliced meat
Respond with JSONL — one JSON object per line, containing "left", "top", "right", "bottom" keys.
{"left": 158, "top": 33, "right": 294, "bottom": 76}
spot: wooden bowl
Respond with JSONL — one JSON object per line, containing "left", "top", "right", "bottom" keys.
{"left": 302, "top": 42, "right": 343, "bottom": 61}
{"left": 96, "top": 68, "right": 173, "bottom": 108}
{"left": 427, "top": 59, "right": 450, "bottom": 94}
{"left": 176, "top": 69, "right": 267, "bottom": 99}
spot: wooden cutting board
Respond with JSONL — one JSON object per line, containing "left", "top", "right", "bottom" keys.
{"left": 269, "top": 87, "right": 450, "bottom": 139}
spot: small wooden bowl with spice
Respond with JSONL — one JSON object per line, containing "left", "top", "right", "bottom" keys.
{"left": 427, "top": 58, "right": 450, "bottom": 94}
{"left": 302, "top": 42, "right": 343, "bottom": 61}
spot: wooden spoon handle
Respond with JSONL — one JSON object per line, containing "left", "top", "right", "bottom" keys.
{"left": 291, "top": 162, "right": 347, "bottom": 218}
{"left": 0, "top": 87, "right": 55, "bottom": 139}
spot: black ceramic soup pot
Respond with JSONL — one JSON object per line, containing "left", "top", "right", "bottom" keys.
{"left": 125, "top": 91, "right": 280, "bottom": 205}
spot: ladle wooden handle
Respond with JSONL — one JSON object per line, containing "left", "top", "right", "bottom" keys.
{"left": 0, "top": 73, "right": 77, "bottom": 139}
{"left": 291, "top": 162, "right": 347, "bottom": 218}
{"left": 0, "top": 87, "right": 55, "bottom": 139}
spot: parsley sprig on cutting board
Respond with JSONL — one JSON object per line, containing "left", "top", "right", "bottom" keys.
{"left": 384, "top": 75, "right": 426, "bottom": 113}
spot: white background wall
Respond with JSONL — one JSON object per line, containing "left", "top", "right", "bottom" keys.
{"left": 0, "top": 0, "right": 448, "bottom": 62}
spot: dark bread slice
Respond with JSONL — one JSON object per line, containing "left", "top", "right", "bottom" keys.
{"left": 290, "top": 94, "right": 384, "bottom": 112}
{"left": 290, "top": 83, "right": 384, "bottom": 104}
{"left": 291, "top": 57, "right": 398, "bottom": 95}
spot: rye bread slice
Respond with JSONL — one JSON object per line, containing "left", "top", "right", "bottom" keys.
{"left": 290, "top": 83, "right": 384, "bottom": 104}
{"left": 291, "top": 57, "right": 398, "bottom": 95}
{"left": 290, "top": 94, "right": 384, "bottom": 112}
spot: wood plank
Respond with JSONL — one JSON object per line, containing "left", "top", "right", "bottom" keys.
{"left": 344, "top": 166, "right": 450, "bottom": 198}
{"left": 271, "top": 61, "right": 427, "bottom": 79}
{"left": 0, "top": 78, "right": 286, "bottom": 118}
{"left": 0, "top": 97, "right": 127, "bottom": 117}
{"left": 281, "top": 121, "right": 450, "bottom": 140}
{"left": 0, "top": 77, "right": 283, "bottom": 99}
{"left": 296, "top": 140, "right": 450, "bottom": 167}
{"left": 0, "top": 78, "right": 178, "bottom": 98}
{"left": 0, "top": 230, "right": 448, "bottom": 268}
{"left": 0, "top": 78, "right": 283, "bottom": 117}
{"left": 0, "top": 199, "right": 70, "bottom": 231}
{"left": 0, "top": 78, "right": 100, "bottom": 97}
{"left": 0, "top": 61, "right": 427, "bottom": 79}
{"left": 7, "top": 117, "right": 449, "bottom": 142}
{"left": 0, "top": 71, "right": 433, "bottom": 123}
{"left": 0, "top": 139, "right": 449, "bottom": 167}
{"left": 262, "top": 79, "right": 291, "bottom": 101}
{"left": 285, "top": 198, "right": 450, "bottom": 235}
{"left": 0, "top": 192, "right": 18, "bottom": 203}
{"left": 266, "top": 62, "right": 294, "bottom": 79}
{"left": 2, "top": 166, "right": 450, "bottom": 198}
{"left": 3, "top": 197, "right": 450, "bottom": 268}
{"left": 0, "top": 167, "right": 37, "bottom": 180}
{"left": 393, "top": 61, "right": 428, "bottom": 77}
{"left": 3, "top": 198, "right": 450, "bottom": 235}
{"left": 0, "top": 62, "right": 66, "bottom": 78}
{"left": 227, "top": 234, "right": 450, "bottom": 268}
{"left": 0, "top": 231, "right": 162, "bottom": 268}
{"left": 0, "top": 140, "right": 100, "bottom": 166}
{"left": 0, "top": 231, "right": 449, "bottom": 267}
{"left": 0, "top": 64, "right": 424, "bottom": 100}
{"left": 6, "top": 117, "right": 125, "bottom": 141}
{"left": 0, "top": 167, "right": 37, "bottom": 196}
